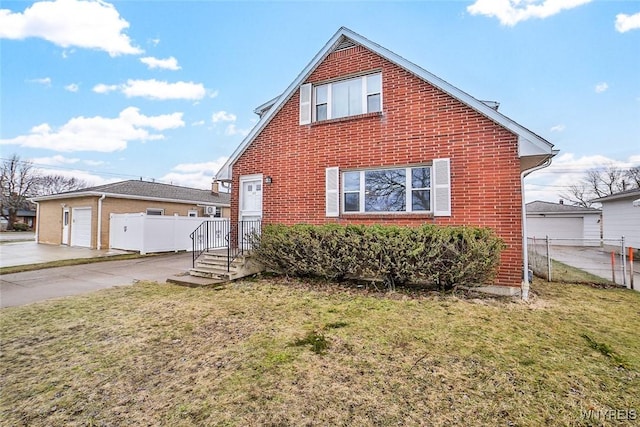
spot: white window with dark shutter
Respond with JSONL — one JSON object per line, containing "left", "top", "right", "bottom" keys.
{"left": 325, "top": 167, "right": 340, "bottom": 217}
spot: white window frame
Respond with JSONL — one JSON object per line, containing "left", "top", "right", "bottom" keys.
{"left": 311, "top": 72, "right": 382, "bottom": 122}
{"left": 342, "top": 165, "right": 433, "bottom": 214}
{"left": 146, "top": 208, "right": 164, "bottom": 216}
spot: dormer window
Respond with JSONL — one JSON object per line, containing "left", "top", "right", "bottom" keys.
{"left": 299, "top": 72, "right": 382, "bottom": 125}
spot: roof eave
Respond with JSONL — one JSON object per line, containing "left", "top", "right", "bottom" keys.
{"left": 30, "top": 191, "right": 230, "bottom": 207}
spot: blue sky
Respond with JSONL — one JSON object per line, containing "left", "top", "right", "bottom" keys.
{"left": 1, "top": 0, "right": 639, "bottom": 202}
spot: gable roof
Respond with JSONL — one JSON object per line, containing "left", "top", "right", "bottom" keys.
{"left": 591, "top": 187, "right": 640, "bottom": 203}
{"left": 526, "top": 201, "right": 601, "bottom": 215}
{"left": 31, "top": 180, "right": 230, "bottom": 206}
{"left": 217, "top": 27, "right": 556, "bottom": 181}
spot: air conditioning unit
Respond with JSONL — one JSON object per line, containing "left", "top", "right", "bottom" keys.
{"left": 205, "top": 206, "right": 217, "bottom": 216}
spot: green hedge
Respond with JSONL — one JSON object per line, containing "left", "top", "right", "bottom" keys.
{"left": 253, "top": 224, "right": 505, "bottom": 291}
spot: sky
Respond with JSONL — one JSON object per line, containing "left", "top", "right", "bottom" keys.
{"left": 1, "top": 0, "right": 639, "bottom": 203}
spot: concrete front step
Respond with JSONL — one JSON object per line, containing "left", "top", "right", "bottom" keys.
{"left": 166, "top": 274, "right": 226, "bottom": 288}
{"left": 188, "top": 252, "right": 265, "bottom": 282}
{"left": 190, "top": 267, "right": 239, "bottom": 280}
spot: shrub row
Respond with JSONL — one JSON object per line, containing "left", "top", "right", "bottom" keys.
{"left": 253, "top": 224, "right": 505, "bottom": 290}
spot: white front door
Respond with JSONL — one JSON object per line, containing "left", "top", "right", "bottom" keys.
{"left": 240, "top": 175, "right": 263, "bottom": 218}
{"left": 62, "top": 208, "right": 70, "bottom": 245}
{"left": 239, "top": 175, "right": 263, "bottom": 248}
{"left": 71, "top": 207, "right": 92, "bottom": 248}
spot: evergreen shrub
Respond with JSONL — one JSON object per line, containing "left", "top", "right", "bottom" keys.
{"left": 253, "top": 224, "right": 505, "bottom": 290}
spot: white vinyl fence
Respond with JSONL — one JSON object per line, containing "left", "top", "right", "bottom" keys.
{"left": 110, "top": 213, "right": 229, "bottom": 254}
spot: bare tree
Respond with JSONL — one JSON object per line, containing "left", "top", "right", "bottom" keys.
{"left": 1, "top": 155, "right": 38, "bottom": 230}
{"left": 1, "top": 155, "right": 89, "bottom": 230}
{"left": 626, "top": 166, "right": 640, "bottom": 188}
{"left": 560, "top": 164, "right": 640, "bottom": 207}
{"left": 33, "top": 174, "right": 87, "bottom": 196}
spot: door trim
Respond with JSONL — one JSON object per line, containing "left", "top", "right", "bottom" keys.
{"left": 239, "top": 174, "right": 263, "bottom": 220}
{"left": 62, "top": 207, "right": 70, "bottom": 245}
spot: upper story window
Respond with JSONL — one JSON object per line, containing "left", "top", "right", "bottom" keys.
{"left": 299, "top": 72, "right": 382, "bottom": 125}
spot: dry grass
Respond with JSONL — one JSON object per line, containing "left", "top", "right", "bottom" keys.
{"left": 1, "top": 278, "right": 639, "bottom": 426}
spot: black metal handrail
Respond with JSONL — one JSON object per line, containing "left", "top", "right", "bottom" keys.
{"left": 226, "top": 220, "right": 262, "bottom": 271}
{"left": 190, "top": 219, "right": 261, "bottom": 271}
{"left": 190, "top": 219, "right": 230, "bottom": 268}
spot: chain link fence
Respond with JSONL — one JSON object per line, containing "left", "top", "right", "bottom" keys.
{"left": 528, "top": 237, "right": 638, "bottom": 290}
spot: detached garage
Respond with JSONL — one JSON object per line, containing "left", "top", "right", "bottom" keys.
{"left": 526, "top": 201, "right": 601, "bottom": 246}
{"left": 32, "top": 180, "right": 230, "bottom": 250}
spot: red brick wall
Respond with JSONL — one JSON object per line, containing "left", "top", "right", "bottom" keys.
{"left": 231, "top": 46, "right": 523, "bottom": 287}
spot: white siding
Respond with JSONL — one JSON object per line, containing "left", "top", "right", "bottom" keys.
{"left": 527, "top": 216, "right": 583, "bottom": 246}
{"left": 582, "top": 212, "right": 601, "bottom": 242}
{"left": 601, "top": 199, "right": 640, "bottom": 249}
{"left": 527, "top": 212, "right": 601, "bottom": 246}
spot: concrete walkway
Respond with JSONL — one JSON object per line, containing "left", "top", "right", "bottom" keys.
{"left": 0, "top": 240, "right": 196, "bottom": 308}
{"left": 0, "top": 241, "right": 130, "bottom": 268}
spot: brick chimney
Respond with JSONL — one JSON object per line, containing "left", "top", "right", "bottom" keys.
{"left": 211, "top": 179, "right": 219, "bottom": 195}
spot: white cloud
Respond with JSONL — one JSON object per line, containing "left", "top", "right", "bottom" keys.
{"left": 211, "top": 111, "right": 236, "bottom": 123}
{"left": 33, "top": 166, "right": 112, "bottom": 187}
{"left": 0, "top": 107, "right": 184, "bottom": 153}
{"left": 83, "top": 159, "right": 105, "bottom": 166}
{"left": 0, "top": 0, "right": 142, "bottom": 56}
{"left": 140, "top": 56, "right": 181, "bottom": 71}
{"left": 92, "top": 83, "right": 118, "bottom": 94}
{"left": 224, "top": 124, "right": 250, "bottom": 137}
{"left": 30, "top": 154, "right": 80, "bottom": 166}
{"left": 615, "top": 12, "right": 640, "bottom": 33}
{"left": 209, "top": 89, "right": 219, "bottom": 99}
{"left": 93, "top": 79, "right": 206, "bottom": 100}
{"left": 192, "top": 120, "right": 205, "bottom": 126}
{"left": 467, "top": 0, "right": 592, "bottom": 26}
{"left": 159, "top": 157, "right": 229, "bottom": 189}
{"left": 595, "top": 82, "right": 609, "bottom": 93}
{"left": 65, "top": 83, "right": 79, "bottom": 92}
{"left": 550, "top": 124, "right": 565, "bottom": 132}
{"left": 28, "top": 77, "right": 51, "bottom": 86}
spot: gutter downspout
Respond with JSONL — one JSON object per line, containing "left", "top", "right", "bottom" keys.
{"left": 520, "top": 159, "right": 553, "bottom": 301}
{"left": 97, "top": 194, "right": 106, "bottom": 250}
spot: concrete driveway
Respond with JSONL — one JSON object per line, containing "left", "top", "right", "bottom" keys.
{"left": 0, "top": 242, "right": 194, "bottom": 308}
{"left": 544, "top": 245, "right": 640, "bottom": 290}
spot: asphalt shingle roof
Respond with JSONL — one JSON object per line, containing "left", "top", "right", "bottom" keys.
{"left": 526, "top": 201, "right": 600, "bottom": 214}
{"left": 33, "top": 180, "right": 230, "bottom": 205}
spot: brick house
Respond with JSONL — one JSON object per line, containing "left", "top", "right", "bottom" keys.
{"left": 32, "top": 180, "right": 230, "bottom": 250}
{"left": 217, "top": 27, "right": 557, "bottom": 295}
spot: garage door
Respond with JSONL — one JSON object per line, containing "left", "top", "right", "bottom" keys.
{"left": 527, "top": 216, "right": 583, "bottom": 245}
{"left": 71, "top": 207, "right": 92, "bottom": 248}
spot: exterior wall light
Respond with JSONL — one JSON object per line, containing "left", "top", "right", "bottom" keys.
{"left": 265, "top": 176, "right": 273, "bottom": 184}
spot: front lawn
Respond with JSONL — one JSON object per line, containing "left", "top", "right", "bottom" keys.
{"left": 1, "top": 279, "right": 638, "bottom": 426}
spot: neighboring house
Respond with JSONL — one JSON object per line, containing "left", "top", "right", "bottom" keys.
{"left": 526, "top": 201, "right": 601, "bottom": 246}
{"left": 31, "top": 180, "right": 230, "bottom": 249}
{"left": 592, "top": 188, "right": 640, "bottom": 250}
{"left": 1, "top": 208, "right": 36, "bottom": 231}
{"left": 217, "top": 27, "right": 557, "bottom": 294}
